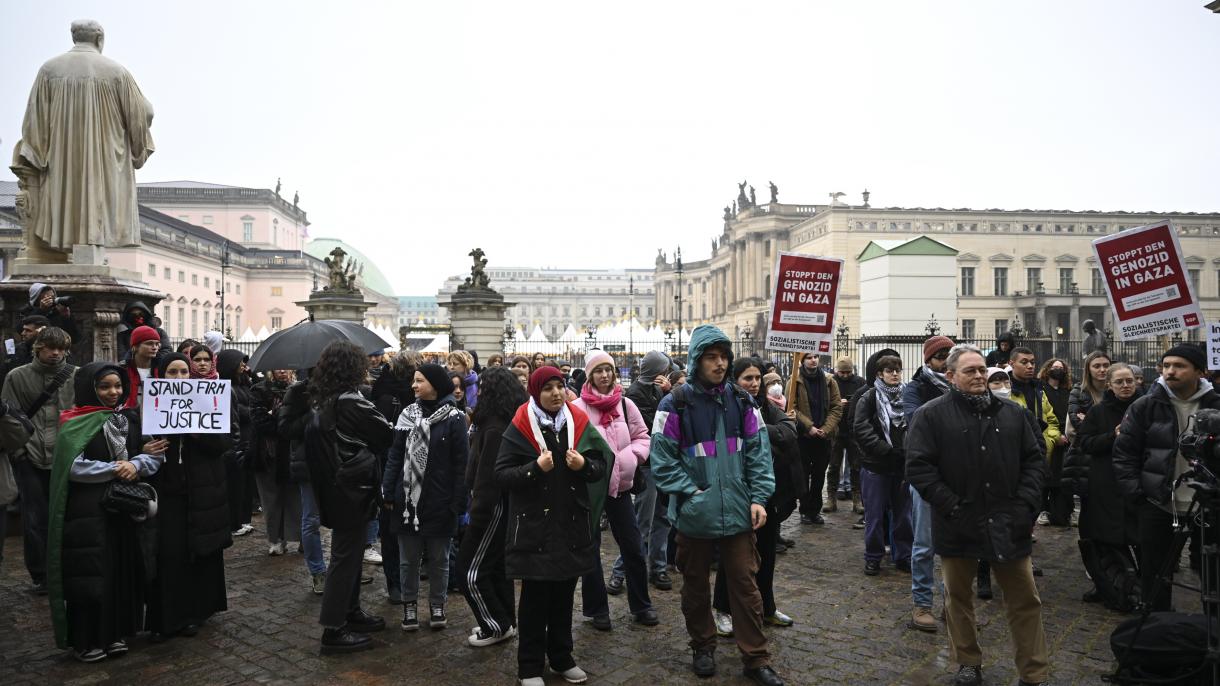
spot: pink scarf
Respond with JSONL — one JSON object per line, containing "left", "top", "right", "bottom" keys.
{"left": 580, "top": 382, "right": 623, "bottom": 428}
{"left": 766, "top": 393, "right": 787, "bottom": 411}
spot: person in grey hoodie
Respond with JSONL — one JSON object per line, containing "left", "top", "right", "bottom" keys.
{"left": 23, "top": 282, "right": 80, "bottom": 347}
{"left": 610, "top": 350, "right": 675, "bottom": 591}
{"left": 0, "top": 326, "right": 76, "bottom": 593}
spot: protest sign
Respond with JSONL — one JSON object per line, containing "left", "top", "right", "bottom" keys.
{"left": 765, "top": 252, "right": 843, "bottom": 353}
{"left": 1208, "top": 322, "right": 1220, "bottom": 371}
{"left": 1092, "top": 220, "right": 1201, "bottom": 341}
{"left": 141, "top": 378, "right": 231, "bottom": 434}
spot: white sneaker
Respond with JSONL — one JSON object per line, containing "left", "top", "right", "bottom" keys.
{"left": 552, "top": 665, "right": 588, "bottom": 684}
{"left": 468, "top": 625, "right": 516, "bottom": 647}
{"left": 520, "top": 679, "right": 544, "bottom": 686}
{"left": 1036, "top": 511, "right": 1051, "bottom": 526}
{"left": 268, "top": 541, "right": 285, "bottom": 556}
{"left": 363, "top": 547, "right": 383, "bottom": 565}
{"left": 232, "top": 524, "right": 253, "bottom": 537}
{"left": 714, "top": 611, "right": 733, "bottom": 637}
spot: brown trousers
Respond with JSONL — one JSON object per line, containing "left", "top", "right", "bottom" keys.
{"left": 675, "top": 531, "right": 769, "bottom": 668}
{"left": 942, "top": 556, "right": 1049, "bottom": 683}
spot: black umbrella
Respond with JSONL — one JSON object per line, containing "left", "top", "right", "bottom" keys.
{"left": 248, "top": 320, "right": 391, "bottom": 372}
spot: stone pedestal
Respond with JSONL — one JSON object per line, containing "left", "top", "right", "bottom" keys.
{"left": 0, "top": 264, "right": 164, "bottom": 364}
{"left": 295, "top": 289, "right": 375, "bottom": 323}
{"left": 440, "top": 290, "right": 513, "bottom": 361}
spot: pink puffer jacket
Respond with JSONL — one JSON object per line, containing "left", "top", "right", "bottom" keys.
{"left": 573, "top": 395, "right": 650, "bottom": 497}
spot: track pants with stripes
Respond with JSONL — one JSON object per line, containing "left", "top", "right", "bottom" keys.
{"left": 457, "top": 499, "right": 516, "bottom": 636}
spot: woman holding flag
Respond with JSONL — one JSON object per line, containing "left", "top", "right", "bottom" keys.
{"left": 47, "top": 362, "right": 168, "bottom": 663}
{"left": 495, "top": 366, "right": 610, "bottom": 686}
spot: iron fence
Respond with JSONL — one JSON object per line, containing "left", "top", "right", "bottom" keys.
{"left": 166, "top": 339, "right": 261, "bottom": 357}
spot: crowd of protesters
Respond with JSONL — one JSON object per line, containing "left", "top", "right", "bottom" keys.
{"left": 3, "top": 299, "right": 1218, "bottom": 686}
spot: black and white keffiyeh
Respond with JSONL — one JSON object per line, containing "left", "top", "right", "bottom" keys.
{"left": 397, "top": 401, "right": 463, "bottom": 528}
{"left": 873, "top": 378, "right": 905, "bottom": 446}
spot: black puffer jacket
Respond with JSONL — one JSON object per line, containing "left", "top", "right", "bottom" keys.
{"left": 217, "top": 350, "right": 252, "bottom": 465}
{"left": 305, "top": 391, "right": 394, "bottom": 530}
{"left": 279, "top": 379, "right": 312, "bottom": 483}
{"left": 467, "top": 415, "right": 510, "bottom": 529}
{"left": 371, "top": 369, "right": 414, "bottom": 426}
{"left": 842, "top": 349, "right": 898, "bottom": 459}
{"left": 854, "top": 386, "right": 907, "bottom": 476}
{"left": 250, "top": 378, "right": 292, "bottom": 480}
{"left": 1113, "top": 381, "right": 1220, "bottom": 507}
{"left": 905, "top": 389, "right": 1046, "bottom": 562}
{"left": 1065, "top": 390, "right": 1139, "bottom": 545}
{"left": 985, "top": 332, "right": 1015, "bottom": 368}
{"left": 625, "top": 379, "right": 664, "bottom": 431}
{"left": 758, "top": 395, "right": 803, "bottom": 507}
{"left": 149, "top": 431, "right": 233, "bottom": 557}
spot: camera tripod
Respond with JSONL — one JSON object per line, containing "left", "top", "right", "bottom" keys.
{"left": 1107, "top": 462, "right": 1220, "bottom": 685}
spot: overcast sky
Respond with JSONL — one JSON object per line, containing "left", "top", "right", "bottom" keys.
{"left": 3, "top": 1, "right": 1218, "bottom": 295}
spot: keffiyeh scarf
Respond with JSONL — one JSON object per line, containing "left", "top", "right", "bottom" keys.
{"left": 922, "top": 365, "right": 950, "bottom": 394}
{"left": 873, "top": 377, "right": 905, "bottom": 446}
{"left": 397, "top": 401, "right": 463, "bottom": 529}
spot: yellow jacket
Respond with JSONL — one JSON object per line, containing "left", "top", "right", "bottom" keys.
{"left": 1009, "top": 387, "right": 1060, "bottom": 458}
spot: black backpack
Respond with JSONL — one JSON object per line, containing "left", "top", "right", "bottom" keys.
{"left": 1109, "top": 612, "right": 1218, "bottom": 685}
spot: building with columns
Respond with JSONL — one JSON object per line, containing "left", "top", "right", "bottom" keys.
{"left": 653, "top": 187, "right": 1220, "bottom": 343}
{"left": 438, "top": 267, "right": 655, "bottom": 339}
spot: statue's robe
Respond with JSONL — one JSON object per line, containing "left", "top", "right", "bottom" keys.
{"left": 13, "top": 43, "right": 154, "bottom": 250}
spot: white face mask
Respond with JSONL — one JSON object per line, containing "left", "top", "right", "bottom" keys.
{"left": 767, "top": 383, "right": 783, "bottom": 398}
{"left": 991, "top": 386, "right": 1011, "bottom": 400}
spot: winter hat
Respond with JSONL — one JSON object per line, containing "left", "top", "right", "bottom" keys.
{"left": 639, "top": 350, "right": 671, "bottom": 380}
{"left": 417, "top": 363, "right": 453, "bottom": 398}
{"left": 130, "top": 325, "right": 160, "bottom": 349}
{"left": 528, "top": 366, "right": 565, "bottom": 404}
{"left": 763, "top": 371, "right": 784, "bottom": 388}
{"left": 28, "top": 282, "right": 51, "bottom": 308}
{"left": 584, "top": 350, "right": 615, "bottom": 378}
{"left": 986, "top": 367, "right": 1010, "bottom": 383}
{"left": 1164, "top": 345, "right": 1207, "bottom": 372}
{"left": 203, "top": 330, "right": 224, "bottom": 355}
{"left": 835, "top": 357, "right": 854, "bottom": 372}
{"left": 923, "top": 335, "right": 954, "bottom": 362}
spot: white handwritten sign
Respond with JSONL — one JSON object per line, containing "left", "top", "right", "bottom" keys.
{"left": 1207, "top": 323, "right": 1220, "bottom": 371}
{"left": 141, "top": 379, "right": 231, "bottom": 434}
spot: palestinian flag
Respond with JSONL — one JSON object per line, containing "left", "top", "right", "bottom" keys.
{"left": 504, "top": 401, "right": 614, "bottom": 527}
{"left": 46, "top": 407, "right": 115, "bottom": 649}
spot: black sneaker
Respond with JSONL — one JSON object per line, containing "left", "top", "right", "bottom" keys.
{"left": 31, "top": 581, "right": 48, "bottom": 596}
{"left": 401, "top": 604, "right": 419, "bottom": 632}
{"left": 606, "top": 576, "right": 625, "bottom": 595}
{"left": 320, "top": 627, "right": 372, "bottom": 654}
{"left": 589, "top": 614, "right": 612, "bottom": 631}
{"left": 952, "top": 665, "right": 982, "bottom": 686}
{"left": 344, "top": 608, "right": 385, "bottom": 633}
{"left": 692, "top": 649, "right": 716, "bottom": 677}
{"left": 778, "top": 535, "right": 796, "bottom": 548}
{"left": 864, "top": 560, "right": 881, "bottom": 576}
{"left": 743, "top": 665, "right": 785, "bottom": 686}
{"left": 852, "top": 515, "right": 866, "bottom": 530}
{"left": 650, "top": 571, "right": 673, "bottom": 590}
{"left": 430, "top": 605, "right": 447, "bottom": 630}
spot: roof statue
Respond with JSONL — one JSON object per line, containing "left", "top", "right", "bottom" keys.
{"left": 10, "top": 20, "right": 155, "bottom": 263}
{"left": 737, "top": 180, "right": 749, "bottom": 209}
{"left": 275, "top": 177, "right": 281, "bottom": 197}
{"left": 293, "top": 190, "right": 299, "bottom": 208}
{"left": 458, "top": 247, "right": 493, "bottom": 292}
{"left": 769, "top": 181, "right": 778, "bottom": 204}
{"left": 323, "top": 246, "right": 360, "bottom": 293}
{"left": 749, "top": 185, "right": 757, "bottom": 208}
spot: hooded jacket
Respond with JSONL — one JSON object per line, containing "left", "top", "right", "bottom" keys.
{"left": 217, "top": 350, "right": 253, "bottom": 463}
{"left": 1113, "top": 379, "right": 1220, "bottom": 509}
{"left": 1, "top": 356, "right": 76, "bottom": 469}
{"left": 843, "top": 348, "right": 898, "bottom": 459}
{"left": 650, "top": 325, "right": 775, "bottom": 539}
{"left": 626, "top": 351, "right": 670, "bottom": 429}
{"left": 985, "top": 331, "right": 1015, "bottom": 368}
{"left": 24, "top": 282, "right": 81, "bottom": 345}
{"left": 116, "top": 301, "right": 168, "bottom": 360}
{"left": 902, "top": 365, "right": 950, "bottom": 426}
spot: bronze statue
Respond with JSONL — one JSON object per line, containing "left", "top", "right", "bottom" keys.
{"left": 769, "top": 181, "right": 778, "bottom": 204}
{"left": 458, "top": 247, "right": 492, "bottom": 292}
{"left": 737, "top": 180, "right": 749, "bottom": 209}
{"left": 275, "top": 177, "right": 281, "bottom": 196}
{"left": 293, "top": 190, "right": 299, "bottom": 208}
{"left": 323, "top": 246, "right": 359, "bottom": 292}
{"left": 749, "top": 185, "right": 757, "bottom": 208}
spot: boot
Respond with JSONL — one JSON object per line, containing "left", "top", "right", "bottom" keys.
{"left": 852, "top": 493, "right": 864, "bottom": 515}
{"left": 823, "top": 496, "right": 837, "bottom": 513}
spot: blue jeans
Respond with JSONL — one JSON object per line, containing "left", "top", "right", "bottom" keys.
{"left": 583, "top": 493, "right": 652, "bottom": 616}
{"left": 366, "top": 518, "right": 379, "bottom": 546}
{"left": 610, "top": 467, "right": 669, "bottom": 579}
{"left": 399, "top": 533, "right": 451, "bottom": 608}
{"left": 299, "top": 483, "right": 326, "bottom": 576}
{"left": 860, "top": 467, "right": 912, "bottom": 564}
{"left": 910, "top": 485, "right": 935, "bottom": 608}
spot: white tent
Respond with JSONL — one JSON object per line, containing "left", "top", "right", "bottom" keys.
{"left": 238, "top": 327, "right": 258, "bottom": 343}
{"left": 421, "top": 333, "right": 450, "bottom": 353}
{"left": 255, "top": 326, "right": 271, "bottom": 341}
{"left": 524, "top": 325, "right": 550, "bottom": 352}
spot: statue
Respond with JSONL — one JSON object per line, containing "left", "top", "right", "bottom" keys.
{"left": 862, "top": 188, "right": 871, "bottom": 207}
{"left": 711, "top": 238, "right": 718, "bottom": 253}
{"left": 293, "top": 191, "right": 299, "bottom": 209}
{"left": 275, "top": 177, "right": 281, "bottom": 197}
{"left": 1082, "top": 319, "right": 1108, "bottom": 357}
{"left": 732, "top": 200, "right": 738, "bottom": 215}
{"left": 749, "top": 185, "right": 757, "bottom": 207}
{"left": 769, "top": 181, "right": 778, "bottom": 204}
{"left": 323, "top": 246, "right": 359, "bottom": 292}
{"left": 736, "top": 180, "right": 749, "bottom": 209}
{"left": 723, "top": 205, "right": 732, "bottom": 222}
{"left": 10, "top": 20, "right": 155, "bottom": 263}
{"left": 458, "top": 247, "right": 492, "bottom": 292}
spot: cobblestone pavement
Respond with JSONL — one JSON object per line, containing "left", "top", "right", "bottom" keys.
{"left": 0, "top": 504, "right": 1178, "bottom": 686}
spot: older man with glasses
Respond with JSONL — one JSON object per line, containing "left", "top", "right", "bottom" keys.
{"left": 906, "top": 344, "right": 1050, "bottom": 686}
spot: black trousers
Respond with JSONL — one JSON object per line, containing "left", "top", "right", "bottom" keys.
{"left": 225, "top": 453, "right": 252, "bottom": 531}
{"left": 13, "top": 460, "right": 49, "bottom": 585}
{"left": 1042, "top": 445, "right": 1074, "bottom": 525}
{"left": 320, "top": 524, "right": 366, "bottom": 628}
{"left": 517, "top": 578, "right": 578, "bottom": 679}
{"left": 1138, "top": 502, "right": 1178, "bottom": 612}
{"left": 458, "top": 501, "right": 516, "bottom": 636}
{"left": 798, "top": 436, "right": 832, "bottom": 516}
{"left": 378, "top": 506, "right": 401, "bottom": 599}
{"left": 714, "top": 505, "right": 780, "bottom": 616}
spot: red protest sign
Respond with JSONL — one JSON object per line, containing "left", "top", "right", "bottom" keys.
{"left": 1092, "top": 220, "right": 1201, "bottom": 341}
{"left": 765, "top": 252, "right": 843, "bottom": 353}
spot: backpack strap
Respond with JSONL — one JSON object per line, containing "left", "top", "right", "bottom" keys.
{"left": 25, "top": 365, "right": 74, "bottom": 418}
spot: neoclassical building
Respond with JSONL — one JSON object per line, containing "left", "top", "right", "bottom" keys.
{"left": 654, "top": 188, "right": 1220, "bottom": 343}
{"left": 438, "top": 267, "right": 655, "bottom": 339}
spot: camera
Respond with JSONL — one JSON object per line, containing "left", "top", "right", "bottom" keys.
{"left": 54, "top": 295, "right": 73, "bottom": 307}
{"left": 1179, "top": 408, "right": 1220, "bottom": 470}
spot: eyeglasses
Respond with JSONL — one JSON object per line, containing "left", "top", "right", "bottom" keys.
{"left": 931, "top": 351, "right": 949, "bottom": 360}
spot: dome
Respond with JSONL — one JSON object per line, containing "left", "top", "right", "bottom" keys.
{"left": 306, "top": 237, "right": 396, "bottom": 297}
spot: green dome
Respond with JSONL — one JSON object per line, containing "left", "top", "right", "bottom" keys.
{"left": 306, "top": 238, "right": 396, "bottom": 297}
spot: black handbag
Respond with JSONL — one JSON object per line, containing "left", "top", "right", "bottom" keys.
{"left": 101, "top": 480, "right": 158, "bottom": 521}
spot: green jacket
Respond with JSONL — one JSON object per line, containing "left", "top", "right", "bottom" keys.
{"left": 0, "top": 360, "right": 76, "bottom": 469}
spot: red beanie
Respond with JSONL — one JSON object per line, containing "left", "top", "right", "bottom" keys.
{"left": 528, "top": 366, "right": 565, "bottom": 404}
{"left": 130, "top": 325, "right": 160, "bottom": 349}
{"left": 922, "top": 335, "right": 954, "bottom": 362}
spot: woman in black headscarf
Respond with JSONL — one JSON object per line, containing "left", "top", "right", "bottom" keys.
{"left": 145, "top": 353, "right": 232, "bottom": 641}
{"left": 47, "top": 362, "right": 168, "bottom": 662}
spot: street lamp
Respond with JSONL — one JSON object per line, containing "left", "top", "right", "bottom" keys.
{"left": 218, "top": 240, "right": 230, "bottom": 336}
{"left": 924, "top": 314, "right": 941, "bottom": 337}
{"left": 674, "top": 246, "right": 684, "bottom": 353}
{"left": 664, "top": 326, "right": 675, "bottom": 352}
{"left": 586, "top": 324, "right": 598, "bottom": 351}
{"left": 835, "top": 317, "right": 851, "bottom": 357}
{"left": 628, "top": 275, "right": 634, "bottom": 361}
{"left": 502, "top": 323, "right": 515, "bottom": 354}
{"left": 741, "top": 324, "right": 753, "bottom": 353}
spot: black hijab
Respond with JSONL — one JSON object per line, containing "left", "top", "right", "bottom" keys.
{"left": 157, "top": 352, "right": 191, "bottom": 378}
{"left": 74, "top": 361, "right": 130, "bottom": 408}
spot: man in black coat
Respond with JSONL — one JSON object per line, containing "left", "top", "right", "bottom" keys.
{"left": 906, "top": 344, "right": 1049, "bottom": 686}
{"left": 1113, "top": 345, "right": 1220, "bottom": 611}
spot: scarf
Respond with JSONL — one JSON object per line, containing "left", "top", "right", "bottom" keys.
{"left": 873, "top": 377, "right": 905, "bottom": 446}
{"left": 800, "top": 365, "right": 827, "bottom": 427}
{"left": 463, "top": 371, "right": 478, "bottom": 409}
{"left": 191, "top": 365, "right": 219, "bottom": 380}
{"left": 953, "top": 385, "right": 994, "bottom": 413}
{"left": 922, "top": 365, "right": 950, "bottom": 394}
{"left": 396, "top": 399, "right": 462, "bottom": 529}
{"left": 102, "top": 412, "right": 131, "bottom": 461}
{"left": 529, "top": 396, "right": 568, "bottom": 436}
{"left": 1011, "top": 376, "right": 1043, "bottom": 420}
{"left": 580, "top": 381, "right": 623, "bottom": 428}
